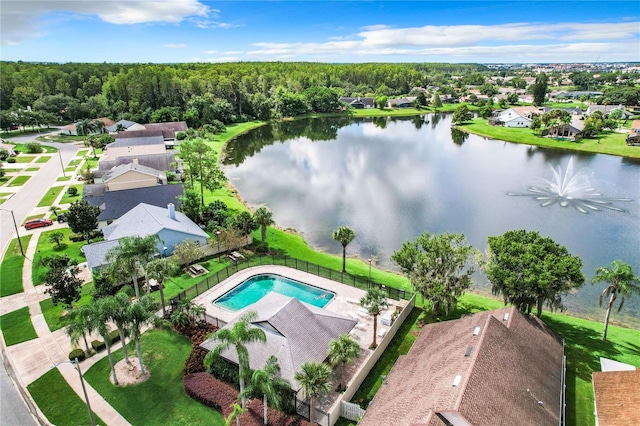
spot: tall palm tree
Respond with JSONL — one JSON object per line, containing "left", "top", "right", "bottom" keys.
{"left": 360, "top": 287, "right": 389, "bottom": 349}
{"left": 243, "top": 355, "right": 285, "bottom": 425}
{"left": 127, "top": 295, "right": 158, "bottom": 375}
{"left": 65, "top": 304, "right": 96, "bottom": 355}
{"left": 106, "top": 235, "right": 159, "bottom": 299}
{"left": 328, "top": 334, "right": 360, "bottom": 392}
{"left": 145, "top": 258, "right": 178, "bottom": 318}
{"left": 203, "top": 311, "right": 266, "bottom": 408}
{"left": 253, "top": 206, "right": 274, "bottom": 243}
{"left": 93, "top": 298, "right": 119, "bottom": 385}
{"left": 108, "top": 293, "right": 133, "bottom": 366}
{"left": 591, "top": 260, "right": 640, "bottom": 341}
{"left": 294, "top": 361, "right": 332, "bottom": 426}
{"left": 332, "top": 227, "right": 355, "bottom": 273}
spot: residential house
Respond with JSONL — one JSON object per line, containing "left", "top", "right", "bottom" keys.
{"left": 339, "top": 97, "right": 376, "bottom": 109}
{"left": 358, "top": 307, "right": 565, "bottom": 426}
{"left": 543, "top": 122, "right": 583, "bottom": 140}
{"left": 106, "top": 119, "right": 146, "bottom": 133}
{"left": 497, "top": 106, "right": 541, "bottom": 127}
{"left": 388, "top": 97, "right": 416, "bottom": 108}
{"left": 586, "top": 105, "right": 632, "bottom": 119}
{"left": 61, "top": 117, "right": 116, "bottom": 136}
{"left": 626, "top": 120, "right": 640, "bottom": 145}
{"left": 101, "top": 161, "right": 167, "bottom": 191}
{"left": 96, "top": 135, "right": 176, "bottom": 176}
{"left": 201, "top": 292, "right": 357, "bottom": 389}
{"left": 143, "top": 121, "right": 188, "bottom": 140}
{"left": 82, "top": 203, "right": 207, "bottom": 270}
{"left": 592, "top": 358, "right": 639, "bottom": 426}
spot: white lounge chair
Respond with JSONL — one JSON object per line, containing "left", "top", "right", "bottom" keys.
{"left": 355, "top": 322, "right": 366, "bottom": 331}
{"left": 346, "top": 297, "right": 360, "bottom": 305}
{"left": 377, "top": 328, "right": 388, "bottom": 338}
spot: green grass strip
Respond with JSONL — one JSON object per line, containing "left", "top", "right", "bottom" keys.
{"left": 14, "top": 156, "right": 36, "bottom": 163}
{"left": 36, "top": 156, "right": 51, "bottom": 163}
{"left": 33, "top": 228, "right": 88, "bottom": 286}
{"left": 27, "top": 367, "right": 106, "bottom": 426}
{"left": 57, "top": 176, "right": 72, "bottom": 181}
{"left": 37, "top": 186, "right": 65, "bottom": 207}
{"left": 59, "top": 184, "right": 84, "bottom": 204}
{"left": 8, "top": 175, "right": 31, "bottom": 186}
{"left": 40, "top": 282, "right": 97, "bottom": 332}
{"left": 0, "top": 307, "right": 38, "bottom": 346}
{"left": 0, "top": 235, "right": 31, "bottom": 296}
{"left": 84, "top": 328, "right": 224, "bottom": 426}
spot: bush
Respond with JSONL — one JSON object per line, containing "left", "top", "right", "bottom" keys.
{"left": 25, "top": 142, "right": 42, "bottom": 154}
{"left": 119, "top": 285, "right": 135, "bottom": 298}
{"left": 176, "top": 131, "right": 187, "bottom": 141}
{"left": 165, "top": 171, "right": 177, "bottom": 182}
{"left": 91, "top": 339, "right": 105, "bottom": 352}
{"left": 108, "top": 329, "right": 120, "bottom": 344}
{"left": 0, "top": 148, "right": 9, "bottom": 161}
{"left": 68, "top": 348, "right": 86, "bottom": 362}
{"left": 256, "top": 242, "right": 269, "bottom": 253}
{"left": 7, "top": 157, "right": 16, "bottom": 163}
{"left": 67, "top": 187, "right": 78, "bottom": 196}
{"left": 207, "top": 356, "right": 240, "bottom": 385}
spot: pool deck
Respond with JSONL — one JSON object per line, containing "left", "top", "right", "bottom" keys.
{"left": 192, "top": 265, "right": 408, "bottom": 349}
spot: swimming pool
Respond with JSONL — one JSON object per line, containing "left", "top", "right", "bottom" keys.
{"left": 213, "top": 274, "right": 335, "bottom": 311}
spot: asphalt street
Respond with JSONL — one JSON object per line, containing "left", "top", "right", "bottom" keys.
{"left": 1, "top": 130, "right": 78, "bottom": 425}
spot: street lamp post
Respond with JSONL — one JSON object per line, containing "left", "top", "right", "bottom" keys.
{"left": 215, "top": 230, "right": 221, "bottom": 254}
{"left": 58, "top": 150, "right": 66, "bottom": 178}
{"left": 51, "top": 358, "right": 96, "bottom": 426}
{"left": 0, "top": 208, "right": 25, "bottom": 257}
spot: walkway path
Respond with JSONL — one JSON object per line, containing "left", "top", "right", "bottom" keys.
{"left": 1, "top": 135, "right": 131, "bottom": 425}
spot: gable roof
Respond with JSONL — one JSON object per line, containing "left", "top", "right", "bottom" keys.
{"left": 592, "top": 369, "right": 640, "bottom": 426}
{"left": 106, "top": 119, "right": 139, "bottom": 132}
{"left": 101, "top": 202, "right": 207, "bottom": 241}
{"left": 143, "top": 121, "right": 188, "bottom": 139}
{"left": 103, "top": 162, "right": 166, "bottom": 182}
{"left": 201, "top": 292, "right": 356, "bottom": 388}
{"left": 107, "top": 134, "right": 165, "bottom": 147}
{"left": 499, "top": 106, "right": 541, "bottom": 120}
{"left": 358, "top": 307, "right": 564, "bottom": 426}
{"left": 82, "top": 239, "right": 121, "bottom": 270}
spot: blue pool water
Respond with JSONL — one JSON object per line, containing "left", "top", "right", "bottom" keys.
{"left": 213, "top": 274, "right": 335, "bottom": 311}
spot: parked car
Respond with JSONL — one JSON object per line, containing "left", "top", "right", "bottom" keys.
{"left": 57, "top": 213, "right": 66, "bottom": 223}
{"left": 24, "top": 218, "right": 53, "bottom": 230}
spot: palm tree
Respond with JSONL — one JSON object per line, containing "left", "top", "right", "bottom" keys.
{"left": 360, "top": 287, "right": 389, "bottom": 349}
{"left": 243, "top": 356, "right": 285, "bottom": 425}
{"left": 332, "top": 227, "right": 355, "bottom": 273}
{"left": 106, "top": 235, "right": 159, "bottom": 299}
{"left": 591, "top": 260, "right": 640, "bottom": 341}
{"left": 49, "top": 205, "right": 59, "bottom": 219}
{"left": 48, "top": 231, "right": 64, "bottom": 248}
{"left": 65, "top": 304, "right": 96, "bottom": 355}
{"left": 294, "top": 361, "right": 332, "bottom": 426}
{"left": 108, "top": 293, "right": 133, "bottom": 366}
{"left": 253, "top": 206, "right": 274, "bottom": 243}
{"left": 328, "top": 334, "right": 360, "bottom": 392}
{"left": 93, "top": 298, "right": 119, "bottom": 385}
{"left": 145, "top": 258, "right": 178, "bottom": 318}
{"left": 225, "top": 403, "right": 246, "bottom": 426}
{"left": 203, "top": 311, "right": 266, "bottom": 408}
{"left": 127, "top": 295, "right": 158, "bottom": 375}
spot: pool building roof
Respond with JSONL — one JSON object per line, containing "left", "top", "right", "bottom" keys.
{"left": 201, "top": 292, "right": 357, "bottom": 388}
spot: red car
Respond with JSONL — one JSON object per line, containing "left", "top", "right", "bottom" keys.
{"left": 24, "top": 218, "right": 53, "bottom": 230}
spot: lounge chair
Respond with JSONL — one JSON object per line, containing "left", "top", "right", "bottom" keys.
{"left": 346, "top": 297, "right": 360, "bottom": 305}
{"left": 377, "top": 328, "right": 388, "bottom": 338}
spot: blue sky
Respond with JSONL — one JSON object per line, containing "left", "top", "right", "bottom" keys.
{"left": 1, "top": 1, "right": 639, "bottom": 63}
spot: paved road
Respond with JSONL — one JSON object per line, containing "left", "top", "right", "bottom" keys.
{"left": 1, "top": 131, "right": 78, "bottom": 426}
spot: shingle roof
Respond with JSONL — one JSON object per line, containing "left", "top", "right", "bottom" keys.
{"left": 201, "top": 292, "right": 356, "bottom": 388}
{"left": 106, "top": 135, "right": 165, "bottom": 148}
{"left": 358, "top": 307, "right": 564, "bottom": 426}
{"left": 593, "top": 369, "right": 640, "bottom": 426}
{"left": 106, "top": 119, "right": 139, "bottom": 132}
{"left": 112, "top": 130, "right": 165, "bottom": 140}
{"left": 98, "top": 152, "right": 176, "bottom": 174}
{"left": 143, "top": 121, "right": 188, "bottom": 139}
{"left": 101, "top": 202, "right": 206, "bottom": 241}
{"left": 91, "top": 184, "right": 184, "bottom": 222}
{"left": 82, "top": 239, "right": 120, "bottom": 270}
{"left": 102, "top": 162, "right": 166, "bottom": 182}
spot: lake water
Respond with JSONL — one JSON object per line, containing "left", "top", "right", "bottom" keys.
{"left": 222, "top": 115, "right": 640, "bottom": 327}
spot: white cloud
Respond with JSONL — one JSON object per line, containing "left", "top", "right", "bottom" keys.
{"left": 1, "top": 0, "right": 210, "bottom": 45}
{"left": 206, "top": 56, "right": 241, "bottom": 62}
{"left": 164, "top": 43, "right": 187, "bottom": 49}
{"left": 224, "top": 50, "right": 244, "bottom": 54}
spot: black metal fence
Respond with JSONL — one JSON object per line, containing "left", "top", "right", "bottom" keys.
{"left": 170, "top": 254, "right": 413, "bottom": 305}
{"left": 295, "top": 398, "right": 329, "bottom": 426}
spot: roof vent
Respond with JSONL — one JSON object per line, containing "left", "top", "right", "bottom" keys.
{"left": 473, "top": 326, "right": 480, "bottom": 336}
{"left": 503, "top": 313, "right": 509, "bottom": 321}
{"left": 464, "top": 347, "right": 473, "bottom": 357}
{"left": 452, "top": 375, "right": 462, "bottom": 387}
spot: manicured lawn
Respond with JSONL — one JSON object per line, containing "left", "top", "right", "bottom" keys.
{"left": 77, "top": 149, "right": 89, "bottom": 156}
{"left": 25, "top": 167, "right": 39, "bottom": 171}
{"left": 14, "top": 156, "right": 36, "bottom": 163}
{"left": 59, "top": 184, "right": 84, "bottom": 204}
{"left": 27, "top": 368, "right": 106, "bottom": 426}
{"left": 37, "top": 186, "right": 66, "bottom": 207}
{"left": 8, "top": 175, "right": 31, "bottom": 186}
{"left": 0, "top": 307, "right": 38, "bottom": 346}
{"left": 84, "top": 328, "right": 225, "bottom": 426}
{"left": 57, "top": 176, "right": 72, "bottom": 181}
{"left": 460, "top": 118, "right": 640, "bottom": 158}
{"left": 33, "top": 227, "right": 87, "bottom": 286}
{"left": 0, "top": 235, "right": 31, "bottom": 296}
{"left": 36, "top": 156, "right": 51, "bottom": 163}
{"left": 40, "top": 282, "right": 97, "bottom": 332}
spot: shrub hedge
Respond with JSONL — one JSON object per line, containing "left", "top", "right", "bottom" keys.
{"left": 68, "top": 348, "right": 86, "bottom": 362}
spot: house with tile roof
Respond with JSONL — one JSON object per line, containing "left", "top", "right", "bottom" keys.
{"left": 201, "top": 292, "right": 357, "bottom": 389}
{"left": 358, "top": 306, "right": 565, "bottom": 426}
{"left": 82, "top": 202, "right": 207, "bottom": 270}
{"left": 592, "top": 358, "right": 639, "bottom": 426}
{"left": 497, "top": 106, "right": 542, "bottom": 127}
{"left": 626, "top": 120, "right": 640, "bottom": 145}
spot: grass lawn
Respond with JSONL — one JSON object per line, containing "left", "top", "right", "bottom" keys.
{"left": 33, "top": 227, "right": 87, "bottom": 286}
{"left": 0, "top": 235, "right": 31, "bottom": 296}
{"left": 8, "top": 175, "right": 31, "bottom": 186}
{"left": 0, "top": 307, "right": 38, "bottom": 346}
{"left": 27, "top": 368, "right": 106, "bottom": 426}
{"left": 459, "top": 118, "right": 640, "bottom": 158}
{"left": 14, "top": 156, "right": 36, "bottom": 163}
{"left": 25, "top": 167, "right": 40, "bottom": 171}
{"left": 77, "top": 149, "right": 89, "bottom": 156}
{"left": 40, "top": 282, "right": 97, "bottom": 332}
{"left": 84, "top": 328, "right": 225, "bottom": 426}
{"left": 57, "top": 176, "right": 72, "bottom": 181}
{"left": 59, "top": 184, "right": 84, "bottom": 204}
{"left": 36, "top": 156, "right": 51, "bottom": 163}
{"left": 37, "top": 186, "right": 66, "bottom": 207}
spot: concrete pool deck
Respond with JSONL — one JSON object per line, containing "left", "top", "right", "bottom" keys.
{"left": 192, "top": 265, "right": 409, "bottom": 350}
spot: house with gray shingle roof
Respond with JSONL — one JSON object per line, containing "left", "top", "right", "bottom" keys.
{"left": 107, "top": 119, "right": 145, "bottom": 133}
{"left": 586, "top": 104, "right": 632, "bottom": 119}
{"left": 201, "top": 292, "right": 357, "bottom": 388}
{"left": 102, "top": 162, "right": 167, "bottom": 191}
{"left": 358, "top": 307, "right": 565, "bottom": 426}
{"left": 82, "top": 202, "right": 207, "bottom": 271}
